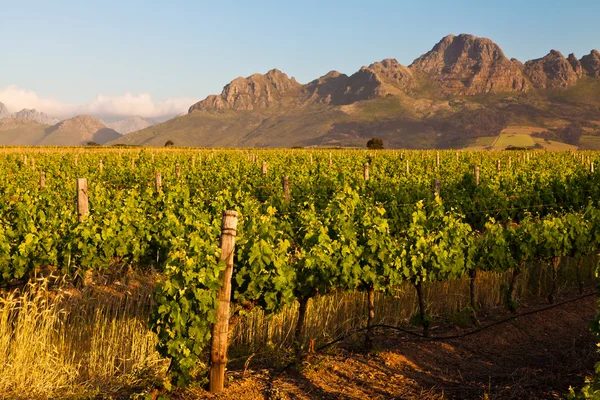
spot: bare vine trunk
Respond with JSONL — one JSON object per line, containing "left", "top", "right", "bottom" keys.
{"left": 364, "top": 287, "right": 375, "bottom": 351}
{"left": 469, "top": 269, "right": 477, "bottom": 310}
{"left": 507, "top": 265, "right": 521, "bottom": 312}
{"left": 294, "top": 296, "right": 309, "bottom": 349}
{"left": 415, "top": 281, "right": 429, "bottom": 337}
{"left": 576, "top": 256, "right": 584, "bottom": 294}
{"left": 548, "top": 257, "right": 561, "bottom": 304}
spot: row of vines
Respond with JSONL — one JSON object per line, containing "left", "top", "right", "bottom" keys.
{"left": 0, "top": 148, "right": 599, "bottom": 390}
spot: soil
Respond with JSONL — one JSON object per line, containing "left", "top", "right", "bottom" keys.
{"left": 176, "top": 292, "right": 598, "bottom": 400}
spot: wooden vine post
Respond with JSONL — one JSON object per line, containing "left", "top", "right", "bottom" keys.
{"left": 496, "top": 159, "right": 501, "bottom": 173}
{"left": 364, "top": 163, "right": 369, "bottom": 181}
{"left": 99, "top": 160, "right": 103, "bottom": 173}
{"left": 77, "top": 178, "right": 89, "bottom": 223}
{"left": 39, "top": 171, "right": 45, "bottom": 189}
{"left": 433, "top": 178, "right": 441, "bottom": 197}
{"left": 591, "top": 162, "right": 595, "bottom": 173}
{"left": 209, "top": 210, "right": 239, "bottom": 394}
{"left": 131, "top": 157, "right": 135, "bottom": 170}
{"left": 282, "top": 176, "right": 290, "bottom": 203}
{"left": 155, "top": 172, "right": 162, "bottom": 192}
{"left": 175, "top": 163, "right": 181, "bottom": 179}
{"left": 261, "top": 161, "right": 267, "bottom": 175}
{"left": 406, "top": 160, "right": 410, "bottom": 175}
{"left": 474, "top": 166, "right": 480, "bottom": 186}
{"left": 436, "top": 151, "right": 440, "bottom": 168}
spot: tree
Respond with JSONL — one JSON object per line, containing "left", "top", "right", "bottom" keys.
{"left": 86, "top": 141, "right": 99, "bottom": 146}
{"left": 366, "top": 137, "right": 384, "bottom": 150}
{"left": 165, "top": 140, "right": 174, "bottom": 147}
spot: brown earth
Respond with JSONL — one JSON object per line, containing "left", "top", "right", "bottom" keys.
{"left": 172, "top": 292, "right": 598, "bottom": 400}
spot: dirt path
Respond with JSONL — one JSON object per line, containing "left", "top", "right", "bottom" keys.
{"left": 185, "top": 293, "right": 598, "bottom": 399}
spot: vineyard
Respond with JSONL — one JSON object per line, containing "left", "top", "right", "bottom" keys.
{"left": 1, "top": 147, "right": 600, "bottom": 398}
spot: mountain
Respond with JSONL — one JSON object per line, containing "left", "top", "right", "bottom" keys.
{"left": 409, "top": 34, "right": 528, "bottom": 95}
{"left": 12, "top": 109, "right": 60, "bottom": 125}
{"left": 40, "top": 115, "right": 121, "bottom": 145}
{"left": 0, "top": 118, "right": 49, "bottom": 145}
{"left": 109, "top": 33, "right": 600, "bottom": 149}
{"left": 0, "top": 115, "right": 121, "bottom": 146}
{"left": 0, "top": 102, "right": 10, "bottom": 119}
{"left": 106, "top": 116, "right": 156, "bottom": 134}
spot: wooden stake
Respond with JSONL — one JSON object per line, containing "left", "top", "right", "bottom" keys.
{"left": 434, "top": 178, "right": 441, "bottom": 197}
{"left": 192, "top": 156, "right": 196, "bottom": 168}
{"left": 474, "top": 166, "right": 480, "bottom": 186}
{"left": 591, "top": 162, "right": 595, "bottom": 173}
{"left": 209, "top": 210, "right": 239, "bottom": 394}
{"left": 155, "top": 172, "right": 162, "bottom": 192}
{"left": 39, "top": 171, "right": 45, "bottom": 189}
{"left": 496, "top": 159, "right": 501, "bottom": 172}
{"left": 406, "top": 160, "right": 410, "bottom": 175}
{"left": 261, "top": 161, "right": 267, "bottom": 175}
{"left": 175, "top": 163, "right": 181, "bottom": 179}
{"left": 131, "top": 157, "right": 135, "bottom": 169}
{"left": 508, "top": 156, "right": 512, "bottom": 168}
{"left": 74, "top": 155, "right": 78, "bottom": 166}
{"left": 31, "top": 157, "right": 35, "bottom": 169}
{"left": 364, "top": 163, "right": 369, "bottom": 181}
{"left": 77, "top": 178, "right": 89, "bottom": 223}
{"left": 436, "top": 151, "right": 440, "bottom": 168}
{"left": 282, "top": 176, "right": 290, "bottom": 203}
{"left": 456, "top": 151, "right": 459, "bottom": 162}
{"left": 99, "top": 160, "right": 103, "bottom": 173}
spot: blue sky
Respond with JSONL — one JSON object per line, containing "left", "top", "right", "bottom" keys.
{"left": 0, "top": 0, "right": 599, "bottom": 119}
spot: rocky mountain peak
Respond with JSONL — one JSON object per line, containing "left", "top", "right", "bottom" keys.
{"left": 189, "top": 69, "right": 302, "bottom": 112}
{"left": 12, "top": 108, "right": 59, "bottom": 125}
{"left": 523, "top": 50, "right": 580, "bottom": 88}
{"left": 409, "top": 33, "right": 528, "bottom": 95}
{"left": 567, "top": 53, "right": 584, "bottom": 77}
{"left": 0, "top": 102, "right": 10, "bottom": 119}
{"left": 581, "top": 50, "right": 600, "bottom": 77}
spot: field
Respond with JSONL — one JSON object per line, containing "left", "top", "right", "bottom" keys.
{"left": 0, "top": 147, "right": 599, "bottom": 399}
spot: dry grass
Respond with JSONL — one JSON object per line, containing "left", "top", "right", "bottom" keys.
{"left": 0, "top": 276, "right": 167, "bottom": 399}
{"left": 0, "top": 256, "right": 594, "bottom": 399}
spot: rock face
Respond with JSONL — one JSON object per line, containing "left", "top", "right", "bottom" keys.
{"left": 189, "top": 69, "right": 302, "bottom": 112}
{"left": 409, "top": 34, "right": 528, "bottom": 95}
{"left": 12, "top": 109, "right": 60, "bottom": 125}
{"left": 523, "top": 50, "right": 581, "bottom": 88}
{"left": 581, "top": 50, "right": 600, "bottom": 77}
{"left": 568, "top": 53, "right": 585, "bottom": 78}
{"left": 0, "top": 102, "right": 10, "bottom": 119}
{"left": 188, "top": 34, "right": 600, "bottom": 118}
{"left": 107, "top": 116, "right": 156, "bottom": 134}
{"left": 42, "top": 115, "right": 121, "bottom": 145}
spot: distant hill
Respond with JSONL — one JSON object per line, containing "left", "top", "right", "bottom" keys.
{"left": 0, "top": 115, "right": 121, "bottom": 146}
{"left": 0, "top": 102, "right": 10, "bottom": 119}
{"left": 113, "top": 33, "right": 600, "bottom": 149}
{"left": 106, "top": 116, "right": 156, "bottom": 134}
{"left": 12, "top": 109, "right": 60, "bottom": 125}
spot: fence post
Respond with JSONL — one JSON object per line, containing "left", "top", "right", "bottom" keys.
{"left": 209, "top": 210, "right": 239, "bottom": 394}
{"left": 496, "top": 159, "right": 501, "bottom": 173}
{"left": 77, "top": 178, "right": 89, "bottom": 223}
{"left": 99, "top": 160, "right": 103, "bottom": 173}
{"left": 406, "top": 160, "right": 410, "bottom": 175}
{"left": 364, "top": 163, "right": 369, "bottom": 181}
{"left": 282, "top": 176, "right": 290, "bottom": 203}
{"left": 261, "top": 162, "right": 267, "bottom": 175}
{"left": 155, "top": 171, "right": 162, "bottom": 192}
{"left": 131, "top": 157, "right": 135, "bottom": 170}
{"left": 474, "top": 166, "right": 480, "bottom": 186}
{"left": 176, "top": 163, "right": 181, "bottom": 179}
{"left": 39, "top": 171, "right": 45, "bottom": 189}
{"left": 436, "top": 151, "right": 440, "bottom": 168}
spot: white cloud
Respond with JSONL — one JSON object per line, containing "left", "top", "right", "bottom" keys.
{"left": 0, "top": 85, "right": 197, "bottom": 121}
